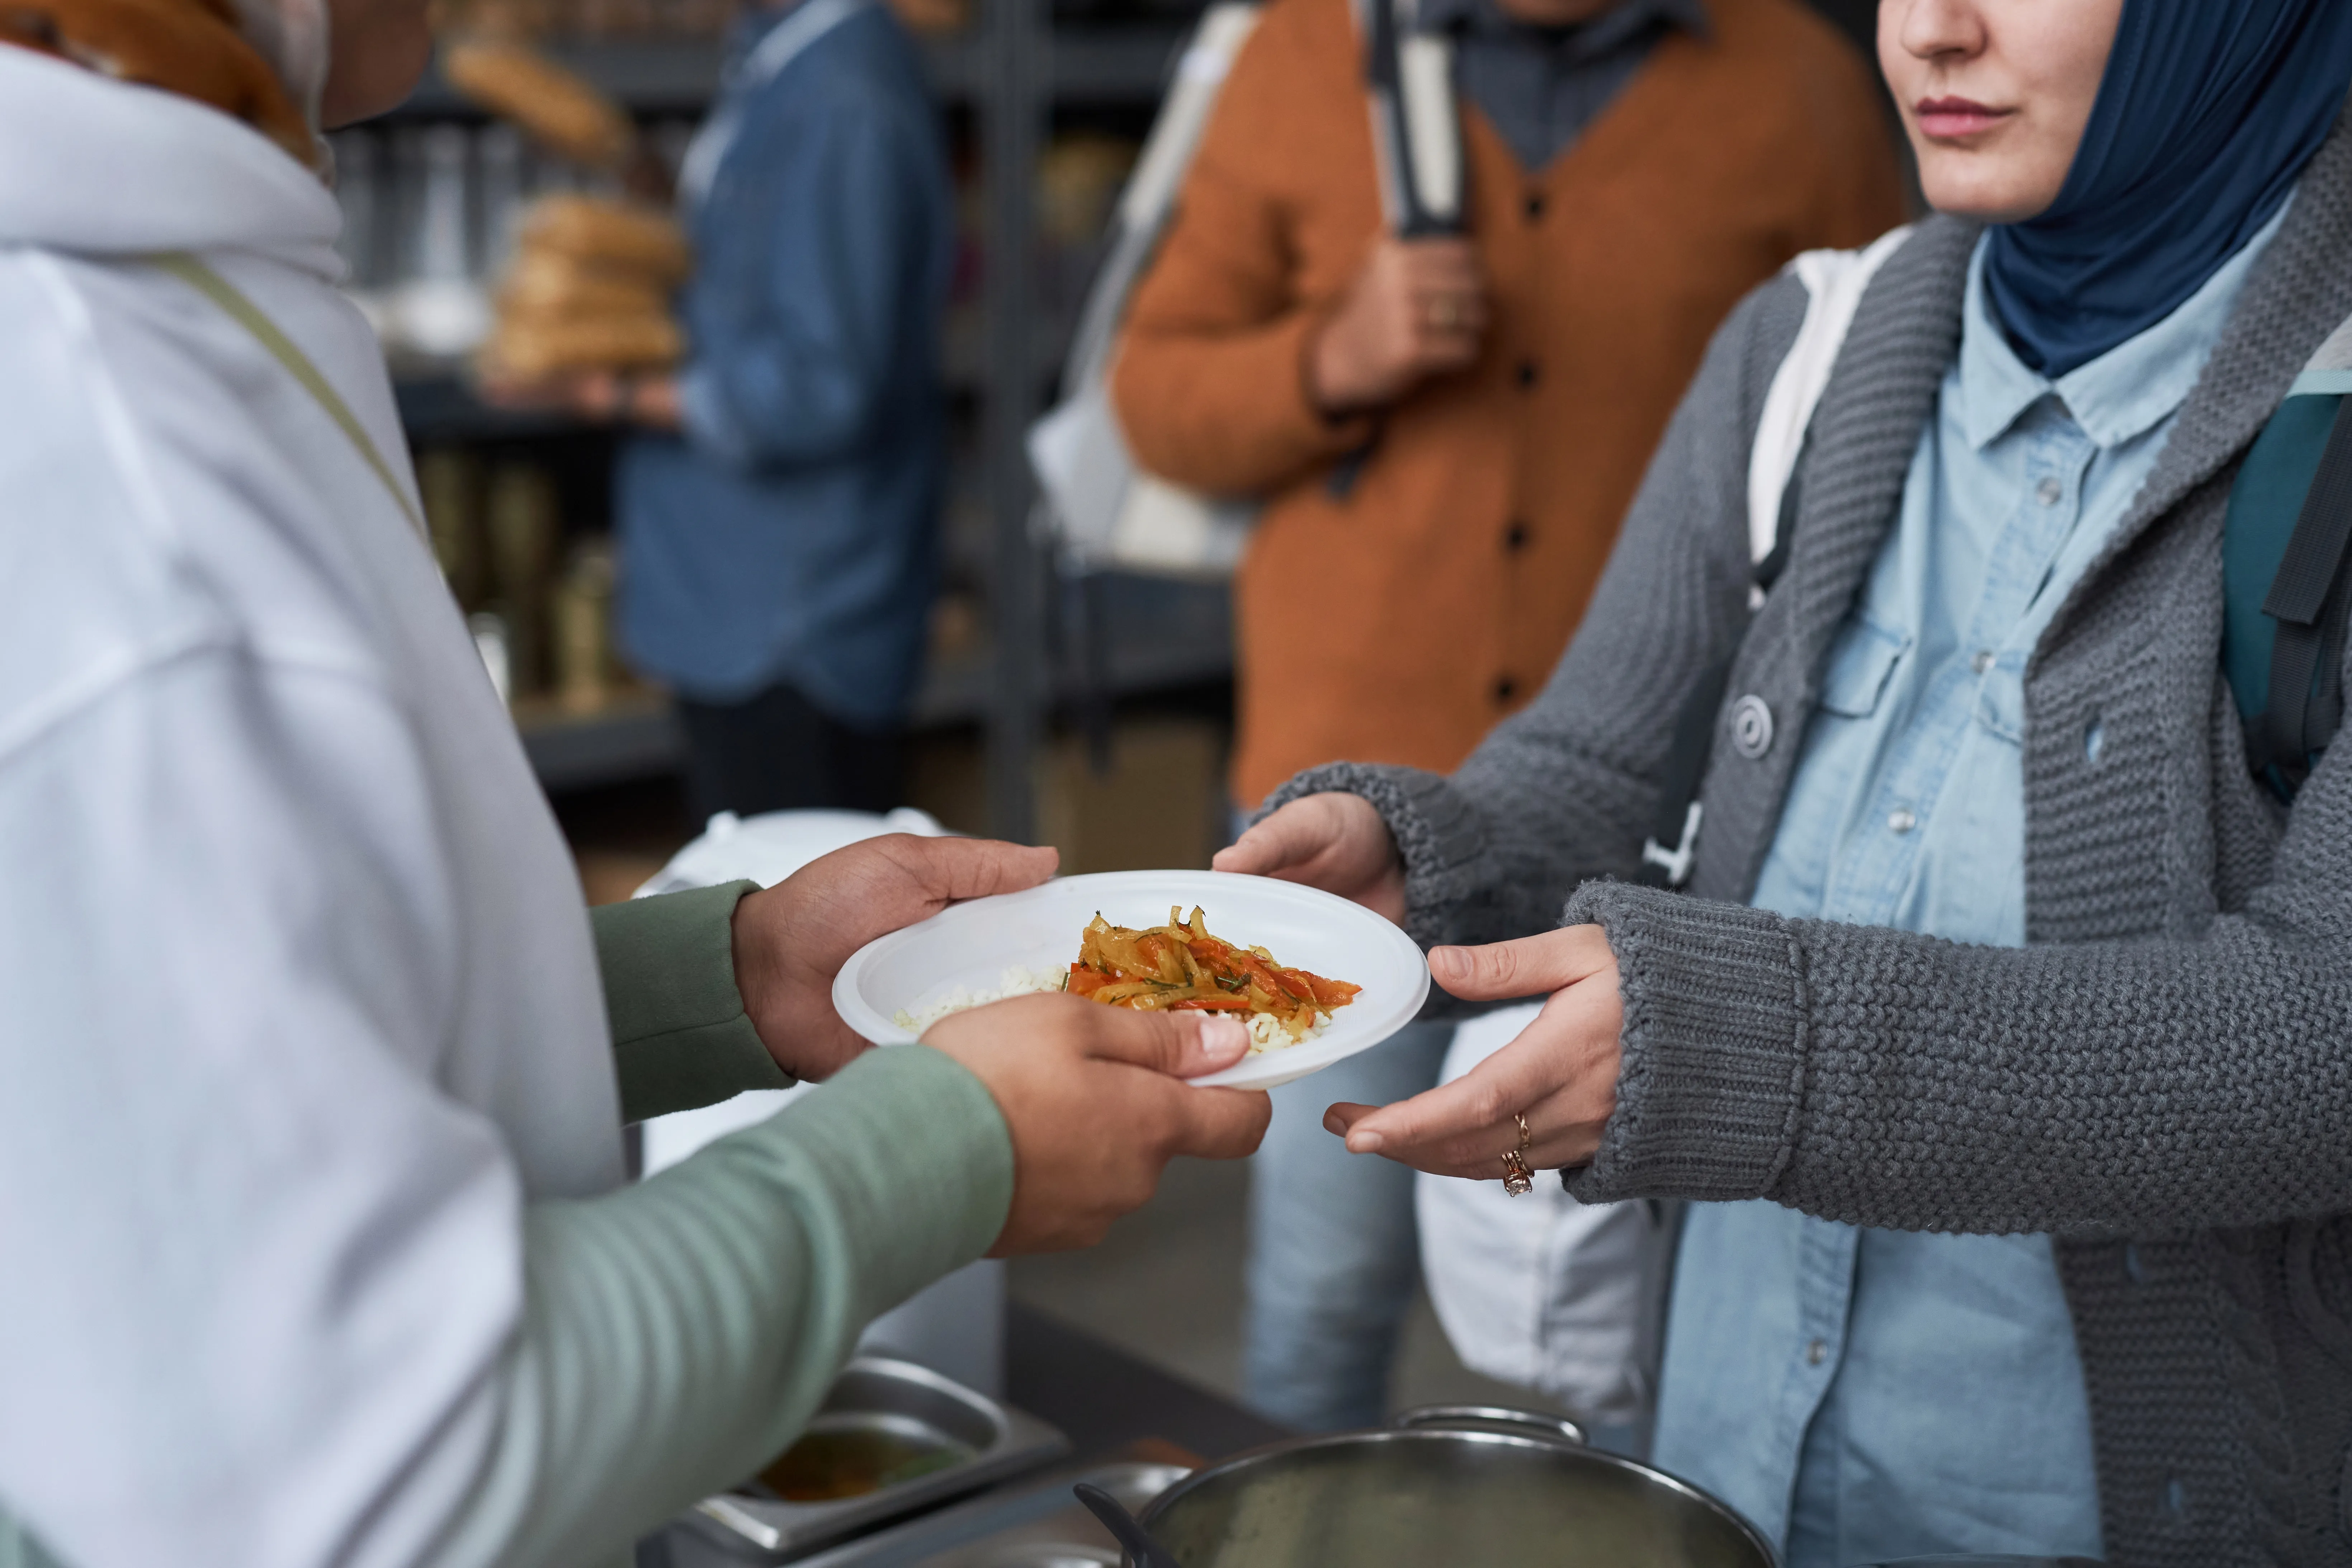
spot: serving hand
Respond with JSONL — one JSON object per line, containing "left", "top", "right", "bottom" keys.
{"left": 730, "top": 834, "right": 1059, "bottom": 1083}
{"left": 927, "top": 999, "right": 1271, "bottom": 1253}
{"left": 1323, "top": 927, "right": 1623, "bottom": 1177}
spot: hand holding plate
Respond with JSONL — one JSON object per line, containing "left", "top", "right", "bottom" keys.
{"left": 925, "top": 997, "right": 1270, "bottom": 1253}
{"left": 1212, "top": 793, "right": 1406, "bottom": 924}
{"left": 731, "top": 835, "right": 1059, "bottom": 1082}
{"left": 1323, "top": 926, "right": 1622, "bottom": 1177}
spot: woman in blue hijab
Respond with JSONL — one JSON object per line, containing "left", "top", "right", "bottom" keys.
{"left": 1221, "top": 0, "right": 2352, "bottom": 1562}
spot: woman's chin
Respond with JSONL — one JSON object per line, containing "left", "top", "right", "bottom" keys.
{"left": 1917, "top": 162, "right": 2064, "bottom": 226}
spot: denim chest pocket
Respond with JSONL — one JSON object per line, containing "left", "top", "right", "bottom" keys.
{"left": 1818, "top": 619, "right": 1910, "bottom": 718}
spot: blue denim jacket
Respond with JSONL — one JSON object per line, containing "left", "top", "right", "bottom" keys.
{"left": 616, "top": 1, "right": 951, "bottom": 725}
{"left": 1650, "top": 208, "right": 2285, "bottom": 1567}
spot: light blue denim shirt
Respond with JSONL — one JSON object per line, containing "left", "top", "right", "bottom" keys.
{"left": 1650, "top": 204, "right": 2287, "bottom": 1568}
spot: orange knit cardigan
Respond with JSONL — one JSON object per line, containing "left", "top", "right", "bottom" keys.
{"left": 1111, "top": 0, "right": 1904, "bottom": 805}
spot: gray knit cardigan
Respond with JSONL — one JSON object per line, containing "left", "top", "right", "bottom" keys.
{"left": 1267, "top": 113, "right": 2352, "bottom": 1567}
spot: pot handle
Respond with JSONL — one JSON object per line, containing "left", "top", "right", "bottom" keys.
{"left": 1388, "top": 1404, "right": 1587, "bottom": 1448}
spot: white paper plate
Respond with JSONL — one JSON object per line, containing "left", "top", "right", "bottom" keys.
{"left": 831, "top": 870, "right": 1431, "bottom": 1090}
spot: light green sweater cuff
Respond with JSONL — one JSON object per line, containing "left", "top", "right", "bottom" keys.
{"left": 591, "top": 881, "right": 793, "bottom": 1122}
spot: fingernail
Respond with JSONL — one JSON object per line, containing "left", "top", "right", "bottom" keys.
{"left": 1348, "top": 1129, "right": 1386, "bottom": 1153}
{"left": 1201, "top": 1016, "right": 1248, "bottom": 1060}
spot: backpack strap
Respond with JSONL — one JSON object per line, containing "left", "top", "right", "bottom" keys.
{"left": 2250, "top": 395, "right": 2352, "bottom": 784}
{"left": 1636, "top": 229, "right": 1909, "bottom": 888}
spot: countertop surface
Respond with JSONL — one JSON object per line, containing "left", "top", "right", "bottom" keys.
{"left": 644, "top": 1301, "right": 1289, "bottom": 1565}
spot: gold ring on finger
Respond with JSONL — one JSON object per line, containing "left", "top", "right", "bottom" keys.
{"left": 1501, "top": 1113, "right": 1534, "bottom": 1196}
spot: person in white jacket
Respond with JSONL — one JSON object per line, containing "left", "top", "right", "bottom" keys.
{"left": 0, "top": 2, "right": 1270, "bottom": 1565}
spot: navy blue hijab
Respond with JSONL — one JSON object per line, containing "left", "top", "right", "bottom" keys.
{"left": 1982, "top": 0, "right": 2352, "bottom": 378}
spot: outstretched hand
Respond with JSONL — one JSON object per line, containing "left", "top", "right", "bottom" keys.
{"left": 730, "top": 834, "right": 1060, "bottom": 1082}
{"left": 1324, "top": 926, "right": 1623, "bottom": 1178}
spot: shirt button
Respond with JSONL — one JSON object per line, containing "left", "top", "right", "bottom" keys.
{"left": 1805, "top": 1338, "right": 1828, "bottom": 1366}
{"left": 1516, "top": 359, "right": 1540, "bottom": 389}
{"left": 2036, "top": 476, "right": 2065, "bottom": 506}
{"left": 1888, "top": 808, "right": 1918, "bottom": 834}
{"left": 1970, "top": 648, "right": 1995, "bottom": 674}
{"left": 1524, "top": 191, "right": 1545, "bottom": 222}
{"left": 1504, "top": 519, "right": 1531, "bottom": 552}
{"left": 1729, "top": 694, "right": 1774, "bottom": 759}
{"left": 1493, "top": 675, "right": 1519, "bottom": 704}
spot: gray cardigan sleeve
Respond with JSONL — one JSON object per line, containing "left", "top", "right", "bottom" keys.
{"left": 1556, "top": 820, "right": 2352, "bottom": 1236}
{"left": 1262, "top": 273, "right": 1809, "bottom": 956}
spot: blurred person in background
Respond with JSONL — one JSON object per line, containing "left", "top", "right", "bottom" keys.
{"left": 1111, "top": 0, "right": 1903, "bottom": 1431}
{"left": 0, "top": 4, "right": 1269, "bottom": 1566}
{"left": 566, "top": 0, "right": 953, "bottom": 823}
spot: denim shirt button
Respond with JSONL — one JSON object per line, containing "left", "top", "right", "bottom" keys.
{"left": 1805, "top": 1338, "right": 1828, "bottom": 1366}
{"left": 1730, "top": 695, "right": 1774, "bottom": 759}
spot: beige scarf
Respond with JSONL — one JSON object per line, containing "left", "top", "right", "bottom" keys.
{"left": 0, "top": 0, "right": 327, "bottom": 166}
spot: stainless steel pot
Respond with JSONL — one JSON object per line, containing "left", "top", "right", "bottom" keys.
{"left": 1133, "top": 1406, "right": 1776, "bottom": 1568}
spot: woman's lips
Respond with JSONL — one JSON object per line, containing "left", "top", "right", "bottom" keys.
{"left": 1914, "top": 96, "right": 2011, "bottom": 139}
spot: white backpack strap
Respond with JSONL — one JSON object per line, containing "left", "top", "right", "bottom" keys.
{"left": 1114, "top": 4, "right": 1263, "bottom": 237}
{"left": 1746, "top": 225, "right": 1913, "bottom": 583}
{"left": 1358, "top": 0, "right": 1462, "bottom": 235}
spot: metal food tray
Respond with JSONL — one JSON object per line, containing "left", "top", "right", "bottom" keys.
{"left": 769, "top": 1459, "right": 1191, "bottom": 1567}
{"left": 683, "top": 1358, "right": 1069, "bottom": 1562}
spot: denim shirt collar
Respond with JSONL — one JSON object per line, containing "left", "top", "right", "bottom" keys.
{"left": 1956, "top": 194, "right": 2294, "bottom": 455}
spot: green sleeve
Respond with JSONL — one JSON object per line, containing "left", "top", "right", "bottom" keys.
{"left": 591, "top": 880, "right": 794, "bottom": 1122}
{"left": 0, "top": 1045, "right": 1017, "bottom": 1568}
{"left": 447, "top": 1043, "right": 1014, "bottom": 1568}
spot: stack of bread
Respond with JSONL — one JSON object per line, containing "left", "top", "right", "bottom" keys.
{"left": 481, "top": 193, "right": 690, "bottom": 382}
{"left": 440, "top": 36, "right": 637, "bottom": 169}
{"left": 437, "top": 35, "right": 692, "bottom": 382}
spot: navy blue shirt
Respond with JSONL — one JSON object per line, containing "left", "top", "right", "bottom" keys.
{"left": 617, "top": 0, "right": 952, "bottom": 726}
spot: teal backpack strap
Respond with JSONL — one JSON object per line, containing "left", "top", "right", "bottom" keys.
{"left": 2255, "top": 398, "right": 2352, "bottom": 774}
{"left": 2224, "top": 345, "right": 2352, "bottom": 798}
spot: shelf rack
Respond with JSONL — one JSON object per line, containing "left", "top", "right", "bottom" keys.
{"left": 515, "top": 575, "right": 1231, "bottom": 793}
{"left": 385, "top": 10, "right": 1227, "bottom": 835}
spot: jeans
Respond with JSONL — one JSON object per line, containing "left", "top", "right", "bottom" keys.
{"left": 1241, "top": 1021, "right": 1454, "bottom": 1431}
{"left": 674, "top": 678, "right": 904, "bottom": 822}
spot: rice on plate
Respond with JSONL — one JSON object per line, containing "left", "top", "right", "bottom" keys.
{"left": 890, "top": 943, "right": 1338, "bottom": 1055}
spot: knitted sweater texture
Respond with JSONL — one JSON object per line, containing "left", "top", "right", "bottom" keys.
{"left": 1269, "top": 112, "right": 2352, "bottom": 1568}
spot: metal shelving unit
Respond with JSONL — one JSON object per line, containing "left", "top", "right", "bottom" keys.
{"left": 379, "top": 9, "right": 1227, "bottom": 836}
{"left": 384, "top": 25, "right": 1190, "bottom": 118}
